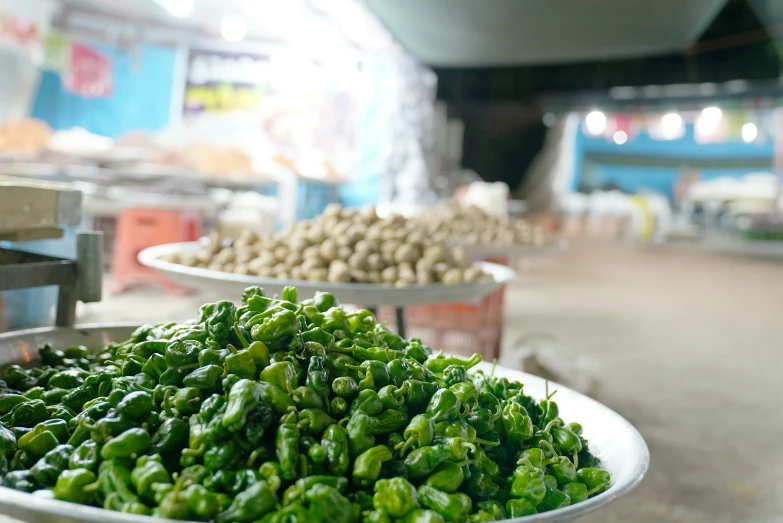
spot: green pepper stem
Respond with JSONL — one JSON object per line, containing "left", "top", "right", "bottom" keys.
{"left": 490, "top": 404, "right": 503, "bottom": 422}
{"left": 247, "top": 447, "right": 265, "bottom": 468}
{"left": 543, "top": 420, "right": 558, "bottom": 435}
{"left": 177, "top": 363, "right": 200, "bottom": 374}
{"left": 182, "top": 444, "right": 205, "bottom": 457}
{"left": 586, "top": 484, "right": 607, "bottom": 497}
{"left": 490, "top": 359, "right": 497, "bottom": 377}
{"left": 163, "top": 388, "right": 173, "bottom": 418}
{"left": 573, "top": 452, "right": 579, "bottom": 469}
{"left": 397, "top": 436, "right": 416, "bottom": 457}
{"left": 454, "top": 459, "right": 474, "bottom": 468}
{"left": 394, "top": 382, "right": 410, "bottom": 397}
{"left": 233, "top": 323, "right": 249, "bottom": 348}
{"left": 538, "top": 440, "right": 558, "bottom": 458}
{"left": 473, "top": 438, "right": 500, "bottom": 447}
{"left": 83, "top": 481, "right": 101, "bottom": 493}
{"left": 516, "top": 458, "right": 534, "bottom": 470}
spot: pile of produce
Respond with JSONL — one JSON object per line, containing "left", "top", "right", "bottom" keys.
{"left": 0, "top": 286, "right": 610, "bottom": 522}
{"left": 417, "top": 202, "right": 553, "bottom": 247}
{"left": 167, "top": 205, "right": 492, "bottom": 286}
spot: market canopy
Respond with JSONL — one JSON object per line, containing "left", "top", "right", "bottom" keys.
{"left": 365, "top": 0, "right": 730, "bottom": 67}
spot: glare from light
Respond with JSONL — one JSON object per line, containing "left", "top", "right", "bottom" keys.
{"left": 542, "top": 113, "right": 556, "bottom": 127}
{"left": 742, "top": 123, "right": 758, "bottom": 143}
{"left": 696, "top": 106, "right": 723, "bottom": 137}
{"left": 661, "top": 112, "right": 683, "bottom": 137}
{"left": 153, "top": 0, "right": 193, "bottom": 18}
{"left": 585, "top": 111, "right": 607, "bottom": 136}
{"left": 613, "top": 131, "right": 628, "bottom": 145}
{"left": 701, "top": 106, "right": 723, "bottom": 124}
{"left": 167, "top": 0, "right": 193, "bottom": 18}
{"left": 221, "top": 15, "right": 247, "bottom": 42}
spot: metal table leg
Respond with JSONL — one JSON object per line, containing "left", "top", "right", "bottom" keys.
{"left": 396, "top": 307, "right": 406, "bottom": 338}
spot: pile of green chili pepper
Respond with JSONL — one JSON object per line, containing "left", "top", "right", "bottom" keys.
{"left": 0, "top": 285, "right": 610, "bottom": 522}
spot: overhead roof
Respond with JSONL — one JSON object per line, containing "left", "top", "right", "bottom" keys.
{"left": 365, "top": 0, "right": 730, "bottom": 67}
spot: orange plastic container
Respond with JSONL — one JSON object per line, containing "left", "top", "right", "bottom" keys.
{"left": 110, "top": 208, "right": 201, "bottom": 294}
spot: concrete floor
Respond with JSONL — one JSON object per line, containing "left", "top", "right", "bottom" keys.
{"left": 47, "top": 242, "right": 783, "bottom": 521}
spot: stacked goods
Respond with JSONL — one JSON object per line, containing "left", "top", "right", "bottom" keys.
{"left": 417, "top": 202, "right": 554, "bottom": 247}
{"left": 166, "top": 205, "right": 492, "bottom": 286}
{"left": 0, "top": 286, "right": 610, "bottom": 522}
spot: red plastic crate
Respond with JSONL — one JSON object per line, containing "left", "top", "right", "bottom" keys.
{"left": 377, "top": 258, "right": 508, "bottom": 361}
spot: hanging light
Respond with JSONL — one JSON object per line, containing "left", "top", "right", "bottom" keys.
{"left": 613, "top": 131, "right": 628, "bottom": 145}
{"left": 221, "top": 15, "right": 247, "bottom": 42}
{"left": 741, "top": 123, "right": 758, "bottom": 143}
{"left": 584, "top": 111, "right": 607, "bottom": 136}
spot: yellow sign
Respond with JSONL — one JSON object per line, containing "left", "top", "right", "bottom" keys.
{"left": 184, "top": 84, "right": 265, "bottom": 113}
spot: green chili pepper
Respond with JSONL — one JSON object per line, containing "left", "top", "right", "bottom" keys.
{"left": 331, "top": 376, "right": 359, "bottom": 399}
{"left": 401, "top": 380, "right": 439, "bottom": 407}
{"left": 204, "top": 439, "right": 240, "bottom": 470}
{"left": 260, "top": 361, "right": 298, "bottom": 393}
{"left": 183, "top": 364, "right": 224, "bottom": 389}
{"left": 373, "top": 477, "right": 419, "bottom": 518}
{"left": 501, "top": 401, "right": 534, "bottom": 442}
{"left": 370, "top": 409, "right": 409, "bottom": 435}
{"left": 174, "top": 387, "right": 203, "bottom": 415}
{"left": 276, "top": 413, "right": 300, "bottom": 481}
{"left": 319, "top": 424, "right": 350, "bottom": 476}
{"left": 101, "top": 428, "right": 151, "bottom": 459}
{"left": 69, "top": 439, "right": 99, "bottom": 471}
{"left": 506, "top": 498, "right": 537, "bottom": 517}
{"left": 417, "top": 485, "right": 471, "bottom": 523}
{"left": 510, "top": 459, "right": 547, "bottom": 504}
{"left": 291, "top": 386, "right": 325, "bottom": 410}
{"left": 353, "top": 444, "right": 393, "bottom": 487}
{"left": 346, "top": 411, "right": 375, "bottom": 458}
{"left": 350, "top": 389, "right": 383, "bottom": 416}
{"left": 131, "top": 454, "right": 172, "bottom": 504}
{"left": 250, "top": 309, "right": 300, "bottom": 343}
{"left": 424, "top": 352, "right": 482, "bottom": 374}
{"left": 54, "top": 468, "right": 99, "bottom": 504}
{"left": 562, "top": 482, "right": 588, "bottom": 503}
{"left": 378, "top": 383, "right": 408, "bottom": 410}
{"left": 425, "top": 389, "right": 462, "bottom": 422}
{"left": 297, "top": 408, "right": 335, "bottom": 437}
{"left": 552, "top": 425, "right": 583, "bottom": 455}
{"left": 2, "top": 399, "right": 48, "bottom": 428}
{"left": 577, "top": 467, "right": 611, "bottom": 493}
{"left": 30, "top": 443, "right": 74, "bottom": 486}
{"left": 424, "top": 461, "right": 464, "bottom": 493}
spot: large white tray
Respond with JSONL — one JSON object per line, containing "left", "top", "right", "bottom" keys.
{"left": 0, "top": 324, "right": 649, "bottom": 523}
{"left": 138, "top": 242, "right": 516, "bottom": 306}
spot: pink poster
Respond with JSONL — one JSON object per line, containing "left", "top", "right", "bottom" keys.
{"left": 63, "top": 43, "right": 113, "bottom": 98}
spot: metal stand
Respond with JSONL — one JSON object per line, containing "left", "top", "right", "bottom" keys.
{"left": 368, "top": 306, "right": 407, "bottom": 338}
{"left": 0, "top": 232, "right": 103, "bottom": 327}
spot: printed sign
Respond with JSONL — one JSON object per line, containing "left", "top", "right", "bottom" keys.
{"left": 184, "top": 49, "right": 269, "bottom": 115}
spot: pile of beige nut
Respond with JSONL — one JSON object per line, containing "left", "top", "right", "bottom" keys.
{"left": 417, "top": 201, "right": 552, "bottom": 246}
{"left": 165, "top": 204, "right": 492, "bottom": 286}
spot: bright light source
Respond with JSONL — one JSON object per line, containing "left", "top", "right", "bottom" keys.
{"left": 613, "top": 131, "right": 628, "bottom": 145}
{"left": 542, "top": 113, "right": 556, "bottom": 127}
{"left": 701, "top": 106, "right": 723, "bottom": 124}
{"left": 585, "top": 111, "right": 607, "bottom": 136}
{"left": 742, "top": 123, "right": 758, "bottom": 143}
{"left": 221, "top": 15, "right": 247, "bottom": 42}
{"left": 696, "top": 106, "right": 723, "bottom": 137}
{"left": 661, "top": 112, "right": 683, "bottom": 137}
{"left": 153, "top": 0, "right": 193, "bottom": 18}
